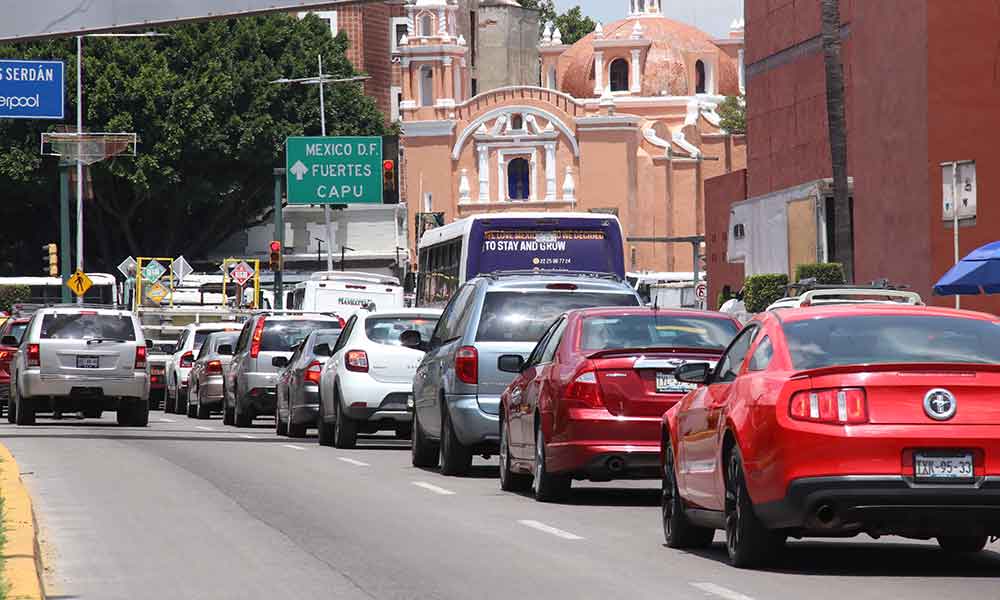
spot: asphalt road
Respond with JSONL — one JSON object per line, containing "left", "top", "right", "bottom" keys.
{"left": 3, "top": 413, "right": 1000, "bottom": 600}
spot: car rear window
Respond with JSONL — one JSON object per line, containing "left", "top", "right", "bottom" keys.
{"left": 40, "top": 313, "right": 136, "bottom": 341}
{"left": 261, "top": 320, "right": 338, "bottom": 352}
{"left": 365, "top": 317, "right": 438, "bottom": 346}
{"left": 476, "top": 292, "right": 639, "bottom": 343}
{"left": 4, "top": 322, "right": 28, "bottom": 344}
{"left": 783, "top": 315, "right": 1000, "bottom": 370}
{"left": 580, "top": 314, "right": 739, "bottom": 351}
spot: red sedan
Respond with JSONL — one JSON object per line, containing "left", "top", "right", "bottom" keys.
{"left": 662, "top": 303, "right": 1000, "bottom": 568}
{"left": 0, "top": 318, "right": 29, "bottom": 419}
{"left": 498, "top": 307, "right": 740, "bottom": 502}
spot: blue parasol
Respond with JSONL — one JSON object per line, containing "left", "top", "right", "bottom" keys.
{"left": 934, "top": 241, "right": 1000, "bottom": 295}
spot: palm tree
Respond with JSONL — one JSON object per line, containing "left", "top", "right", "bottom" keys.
{"left": 821, "top": 0, "right": 853, "bottom": 282}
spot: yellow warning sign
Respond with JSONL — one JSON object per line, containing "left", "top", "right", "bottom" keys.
{"left": 146, "top": 282, "right": 170, "bottom": 304}
{"left": 67, "top": 270, "right": 93, "bottom": 297}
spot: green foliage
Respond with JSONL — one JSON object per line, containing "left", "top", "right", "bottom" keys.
{"left": 794, "top": 263, "right": 846, "bottom": 285}
{"left": 517, "top": 1, "right": 596, "bottom": 45}
{"left": 743, "top": 274, "right": 789, "bottom": 313}
{"left": 0, "top": 286, "right": 30, "bottom": 313}
{"left": 0, "top": 15, "right": 389, "bottom": 274}
{"left": 717, "top": 95, "right": 746, "bottom": 134}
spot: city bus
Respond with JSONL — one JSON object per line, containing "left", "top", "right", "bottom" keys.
{"left": 0, "top": 273, "right": 120, "bottom": 307}
{"left": 416, "top": 212, "right": 626, "bottom": 306}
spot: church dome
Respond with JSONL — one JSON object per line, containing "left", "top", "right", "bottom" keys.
{"left": 557, "top": 14, "right": 740, "bottom": 99}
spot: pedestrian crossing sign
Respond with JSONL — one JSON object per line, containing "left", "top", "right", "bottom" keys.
{"left": 67, "top": 270, "right": 93, "bottom": 297}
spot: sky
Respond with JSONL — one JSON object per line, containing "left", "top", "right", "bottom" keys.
{"left": 552, "top": 0, "right": 744, "bottom": 38}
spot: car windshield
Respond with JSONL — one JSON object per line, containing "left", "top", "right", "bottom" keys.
{"left": 783, "top": 315, "right": 1000, "bottom": 370}
{"left": 40, "top": 313, "right": 136, "bottom": 341}
{"left": 476, "top": 291, "right": 639, "bottom": 343}
{"left": 580, "top": 314, "right": 739, "bottom": 351}
{"left": 261, "top": 320, "right": 338, "bottom": 352}
{"left": 365, "top": 317, "right": 438, "bottom": 346}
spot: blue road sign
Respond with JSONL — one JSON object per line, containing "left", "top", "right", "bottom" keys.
{"left": 0, "top": 60, "right": 64, "bottom": 119}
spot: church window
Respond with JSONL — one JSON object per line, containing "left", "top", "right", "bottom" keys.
{"left": 419, "top": 14, "right": 434, "bottom": 37}
{"left": 695, "top": 60, "right": 707, "bottom": 94}
{"left": 511, "top": 114, "right": 524, "bottom": 131}
{"left": 420, "top": 66, "right": 434, "bottom": 106}
{"left": 609, "top": 59, "right": 629, "bottom": 92}
{"left": 508, "top": 158, "right": 530, "bottom": 201}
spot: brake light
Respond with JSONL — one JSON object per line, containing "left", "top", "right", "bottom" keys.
{"left": 565, "top": 370, "right": 603, "bottom": 408}
{"left": 206, "top": 360, "right": 223, "bottom": 375}
{"left": 0, "top": 350, "right": 10, "bottom": 361}
{"left": 455, "top": 346, "right": 478, "bottom": 384}
{"left": 338, "top": 317, "right": 346, "bottom": 328}
{"left": 250, "top": 317, "right": 266, "bottom": 358}
{"left": 135, "top": 345, "right": 147, "bottom": 369}
{"left": 790, "top": 388, "right": 868, "bottom": 425}
{"left": 546, "top": 283, "right": 578, "bottom": 290}
{"left": 346, "top": 284, "right": 367, "bottom": 290}
{"left": 27, "top": 343, "right": 39, "bottom": 368}
{"left": 179, "top": 351, "right": 194, "bottom": 368}
{"left": 305, "top": 360, "right": 323, "bottom": 384}
{"left": 345, "top": 350, "right": 369, "bottom": 373}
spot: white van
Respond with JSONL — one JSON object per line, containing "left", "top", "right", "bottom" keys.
{"left": 288, "top": 272, "right": 404, "bottom": 316}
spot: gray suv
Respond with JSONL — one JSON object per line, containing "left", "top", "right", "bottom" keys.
{"left": 411, "top": 274, "right": 641, "bottom": 475}
{"left": 225, "top": 313, "right": 342, "bottom": 427}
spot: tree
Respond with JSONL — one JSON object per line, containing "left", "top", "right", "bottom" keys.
{"left": 717, "top": 95, "right": 746, "bottom": 134}
{"left": 821, "top": 0, "right": 853, "bottom": 282}
{"left": 517, "top": 1, "right": 596, "bottom": 45}
{"left": 0, "top": 14, "right": 390, "bottom": 275}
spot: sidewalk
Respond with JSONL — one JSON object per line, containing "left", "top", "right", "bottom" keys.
{"left": 0, "top": 443, "right": 44, "bottom": 600}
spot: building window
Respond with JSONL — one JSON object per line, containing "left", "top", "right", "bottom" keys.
{"left": 470, "top": 11, "right": 478, "bottom": 67}
{"left": 471, "top": 78, "right": 478, "bottom": 96}
{"left": 733, "top": 223, "right": 746, "bottom": 240}
{"left": 695, "top": 60, "right": 707, "bottom": 94}
{"left": 609, "top": 59, "right": 629, "bottom": 92}
{"left": 507, "top": 158, "right": 530, "bottom": 200}
{"left": 391, "top": 17, "right": 409, "bottom": 53}
{"left": 420, "top": 66, "right": 434, "bottom": 107}
{"left": 420, "top": 14, "right": 434, "bottom": 37}
{"left": 391, "top": 86, "right": 402, "bottom": 121}
{"left": 547, "top": 65, "right": 557, "bottom": 89}
{"left": 510, "top": 114, "right": 524, "bottom": 131}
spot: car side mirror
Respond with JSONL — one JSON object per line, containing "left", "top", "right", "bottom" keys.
{"left": 217, "top": 344, "right": 233, "bottom": 356}
{"left": 497, "top": 354, "right": 525, "bottom": 374}
{"left": 145, "top": 339, "right": 154, "bottom": 349}
{"left": 1, "top": 335, "right": 18, "bottom": 347}
{"left": 271, "top": 356, "right": 289, "bottom": 368}
{"left": 400, "top": 330, "right": 423, "bottom": 350}
{"left": 313, "top": 343, "right": 332, "bottom": 357}
{"left": 674, "top": 362, "right": 711, "bottom": 385}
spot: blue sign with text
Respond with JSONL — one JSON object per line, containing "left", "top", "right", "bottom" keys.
{"left": 0, "top": 60, "right": 64, "bottom": 119}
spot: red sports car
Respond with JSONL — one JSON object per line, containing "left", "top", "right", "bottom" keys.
{"left": 661, "top": 303, "right": 1000, "bottom": 568}
{"left": 498, "top": 307, "right": 740, "bottom": 501}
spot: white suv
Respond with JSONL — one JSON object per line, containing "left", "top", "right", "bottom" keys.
{"left": 7, "top": 306, "right": 150, "bottom": 426}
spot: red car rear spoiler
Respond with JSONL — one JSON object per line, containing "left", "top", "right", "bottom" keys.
{"left": 585, "top": 347, "right": 723, "bottom": 360}
{"left": 790, "top": 361, "right": 1000, "bottom": 380}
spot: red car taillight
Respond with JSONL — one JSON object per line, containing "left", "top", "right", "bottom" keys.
{"left": 337, "top": 317, "right": 346, "bottom": 328}
{"left": 0, "top": 350, "right": 11, "bottom": 362}
{"left": 455, "top": 346, "right": 478, "bottom": 384}
{"left": 179, "top": 351, "right": 194, "bottom": 368}
{"left": 304, "top": 360, "right": 323, "bottom": 384}
{"left": 135, "top": 346, "right": 147, "bottom": 369}
{"left": 26, "top": 344, "right": 39, "bottom": 368}
{"left": 790, "top": 388, "right": 868, "bottom": 425}
{"left": 250, "top": 317, "right": 266, "bottom": 358}
{"left": 565, "top": 370, "right": 603, "bottom": 408}
{"left": 345, "top": 350, "right": 369, "bottom": 373}
{"left": 206, "top": 360, "right": 223, "bottom": 375}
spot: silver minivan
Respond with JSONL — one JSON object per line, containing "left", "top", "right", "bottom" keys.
{"left": 411, "top": 274, "right": 641, "bottom": 475}
{"left": 224, "top": 313, "right": 342, "bottom": 427}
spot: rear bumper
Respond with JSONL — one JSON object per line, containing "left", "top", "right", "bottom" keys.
{"left": 546, "top": 409, "right": 662, "bottom": 478}
{"left": 448, "top": 394, "right": 498, "bottom": 449}
{"left": 755, "top": 475, "right": 1000, "bottom": 536}
{"left": 240, "top": 388, "right": 277, "bottom": 414}
{"left": 22, "top": 372, "right": 148, "bottom": 399}
{"left": 289, "top": 387, "right": 320, "bottom": 425}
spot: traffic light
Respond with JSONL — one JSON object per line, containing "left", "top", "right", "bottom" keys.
{"left": 269, "top": 241, "right": 282, "bottom": 272}
{"left": 41, "top": 243, "right": 58, "bottom": 277}
{"left": 382, "top": 158, "right": 399, "bottom": 204}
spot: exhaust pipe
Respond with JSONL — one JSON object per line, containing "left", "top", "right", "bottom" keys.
{"left": 815, "top": 504, "right": 837, "bottom": 526}
{"left": 606, "top": 456, "right": 625, "bottom": 473}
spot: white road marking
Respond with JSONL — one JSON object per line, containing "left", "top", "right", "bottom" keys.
{"left": 411, "top": 481, "right": 456, "bottom": 495}
{"left": 690, "top": 582, "right": 756, "bottom": 600}
{"left": 158, "top": 418, "right": 175, "bottom": 423}
{"left": 283, "top": 444, "right": 307, "bottom": 451}
{"left": 516, "top": 520, "right": 584, "bottom": 540}
{"left": 195, "top": 426, "right": 214, "bottom": 431}
{"left": 239, "top": 434, "right": 257, "bottom": 439}
{"left": 337, "top": 457, "right": 370, "bottom": 467}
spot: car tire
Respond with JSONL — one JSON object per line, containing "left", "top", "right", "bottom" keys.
{"left": 333, "top": 395, "right": 357, "bottom": 449}
{"left": 725, "top": 448, "right": 784, "bottom": 568}
{"left": 317, "top": 401, "right": 335, "bottom": 447}
{"left": 275, "top": 402, "right": 288, "bottom": 436}
{"left": 287, "top": 409, "right": 307, "bottom": 438}
{"left": 133, "top": 398, "right": 150, "bottom": 427}
{"left": 223, "top": 392, "right": 234, "bottom": 425}
{"left": 532, "top": 425, "right": 570, "bottom": 502}
{"left": 83, "top": 408, "right": 102, "bottom": 419}
{"left": 662, "top": 439, "right": 714, "bottom": 548}
{"left": 938, "top": 536, "right": 988, "bottom": 553}
{"left": 196, "top": 393, "right": 210, "bottom": 420}
{"left": 14, "top": 389, "right": 34, "bottom": 426}
{"left": 116, "top": 404, "right": 132, "bottom": 426}
{"left": 234, "top": 396, "right": 252, "bottom": 428}
{"left": 440, "top": 407, "right": 473, "bottom": 476}
{"left": 499, "top": 414, "right": 531, "bottom": 492}
{"left": 411, "top": 407, "right": 439, "bottom": 468}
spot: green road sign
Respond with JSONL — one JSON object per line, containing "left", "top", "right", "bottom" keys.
{"left": 285, "top": 136, "right": 383, "bottom": 205}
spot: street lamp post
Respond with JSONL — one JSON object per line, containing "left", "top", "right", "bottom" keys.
{"left": 271, "top": 58, "right": 369, "bottom": 273}
{"left": 340, "top": 245, "right": 355, "bottom": 272}
{"left": 314, "top": 237, "right": 326, "bottom": 270}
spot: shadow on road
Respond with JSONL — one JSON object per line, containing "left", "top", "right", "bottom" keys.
{"left": 563, "top": 486, "right": 660, "bottom": 507}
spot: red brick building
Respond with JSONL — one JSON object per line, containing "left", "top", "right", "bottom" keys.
{"left": 706, "top": 0, "right": 1000, "bottom": 312}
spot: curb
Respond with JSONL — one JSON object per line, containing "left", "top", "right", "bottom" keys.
{"left": 0, "top": 443, "right": 45, "bottom": 600}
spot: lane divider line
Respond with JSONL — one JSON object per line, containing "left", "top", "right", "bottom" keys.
{"left": 283, "top": 444, "right": 307, "bottom": 451}
{"left": 195, "top": 426, "right": 214, "bottom": 431}
{"left": 690, "top": 582, "right": 756, "bottom": 600}
{"left": 337, "top": 457, "right": 370, "bottom": 467}
{"left": 411, "top": 481, "right": 456, "bottom": 495}
{"left": 517, "top": 520, "right": 584, "bottom": 540}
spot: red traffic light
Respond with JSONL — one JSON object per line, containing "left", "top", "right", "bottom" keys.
{"left": 383, "top": 160, "right": 395, "bottom": 172}
{"left": 269, "top": 241, "right": 281, "bottom": 253}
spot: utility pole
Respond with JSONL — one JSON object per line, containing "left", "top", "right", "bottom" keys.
{"left": 273, "top": 168, "right": 284, "bottom": 309}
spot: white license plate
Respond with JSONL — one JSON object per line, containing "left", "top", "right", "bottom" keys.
{"left": 77, "top": 356, "right": 100, "bottom": 369}
{"left": 914, "top": 453, "right": 974, "bottom": 482}
{"left": 656, "top": 372, "right": 694, "bottom": 394}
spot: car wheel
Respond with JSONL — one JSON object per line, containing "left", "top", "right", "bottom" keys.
{"left": 333, "top": 395, "right": 357, "bottom": 449}
{"left": 663, "top": 439, "right": 714, "bottom": 548}
{"left": 116, "top": 404, "right": 132, "bottom": 426}
{"left": 14, "top": 387, "right": 34, "bottom": 426}
{"left": 532, "top": 425, "right": 570, "bottom": 502}
{"left": 440, "top": 406, "right": 473, "bottom": 476}
{"left": 411, "top": 406, "right": 439, "bottom": 468}
{"left": 132, "top": 398, "right": 150, "bottom": 427}
{"left": 938, "top": 535, "right": 988, "bottom": 553}
{"left": 83, "top": 407, "right": 102, "bottom": 419}
{"left": 317, "top": 400, "right": 335, "bottom": 447}
{"left": 725, "top": 447, "right": 784, "bottom": 568}
{"left": 234, "top": 394, "right": 252, "bottom": 428}
{"left": 275, "top": 401, "right": 288, "bottom": 436}
{"left": 222, "top": 390, "right": 234, "bottom": 426}
{"left": 186, "top": 397, "right": 197, "bottom": 418}
{"left": 287, "top": 406, "right": 307, "bottom": 438}
{"left": 499, "top": 413, "right": 531, "bottom": 492}
{"left": 196, "top": 391, "right": 210, "bottom": 420}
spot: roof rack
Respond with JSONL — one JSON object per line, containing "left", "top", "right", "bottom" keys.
{"left": 798, "top": 288, "right": 924, "bottom": 307}
{"left": 484, "top": 270, "right": 622, "bottom": 282}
